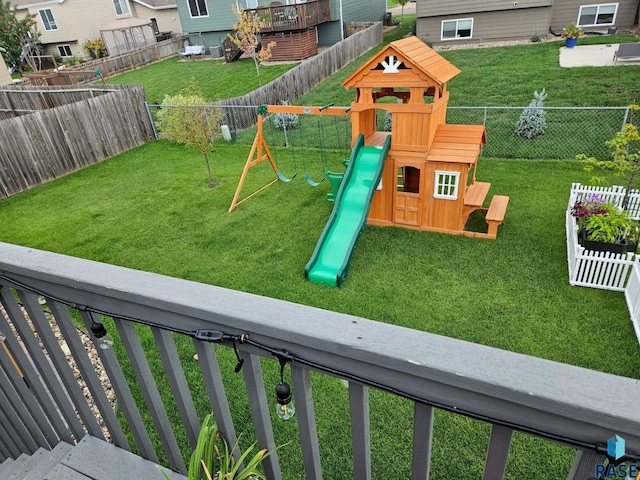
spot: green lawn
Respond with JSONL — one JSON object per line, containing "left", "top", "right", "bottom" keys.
{"left": 2, "top": 18, "right": 640, "bottom": 479}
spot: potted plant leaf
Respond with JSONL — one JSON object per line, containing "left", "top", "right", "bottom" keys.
{"left": 562, "top": 22, "right": 584, "bottom": 48}
{"left": 161, "top": 413, "right": 273, "bottom": 480}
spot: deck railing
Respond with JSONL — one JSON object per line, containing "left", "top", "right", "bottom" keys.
{"left": 247, "top": 0, "right": 331, "bottom": 34}
{"left": 0, "top": 241, "right": 639, "bottom": 479}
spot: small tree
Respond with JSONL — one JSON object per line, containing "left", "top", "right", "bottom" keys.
{"left": 397, "top": 0, "right": 409, "bottom": 18}
{"left": 0, "top": 0, "right": 40, "bottom": 73}
{"left": 156, "top": 81, "right": 224, "bottom": 188}
{"left": 580, "top": 104, "right": 640, "bottom": 210}
{"left": 228, "top": 5, "right": 276, "bottom": 87}
{"left": 515, "top": 88, "right": 547, "bottom": 139}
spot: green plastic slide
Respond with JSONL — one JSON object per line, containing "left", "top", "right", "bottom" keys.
{"left": 305, "top": 134, "right": 391, "bottom": 287}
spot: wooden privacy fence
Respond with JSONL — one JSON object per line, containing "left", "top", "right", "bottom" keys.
{"left": 566, "top": 184, "right": 640, "bottom": 292}
{"left": 0, "top": 85, "right": 154, "bottom": 199}
{"left": 217, "top": 22, "right": 383, "bottom": 130}
{"left": 22, "top": 36, "right": 186, "bottom": 87}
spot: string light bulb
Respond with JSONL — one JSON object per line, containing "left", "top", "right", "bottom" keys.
{"left": 275, "top": 354, "right": 295, "bottom": 420}
{"left": 90, "top": 320, "right": 113, "bottom": 350}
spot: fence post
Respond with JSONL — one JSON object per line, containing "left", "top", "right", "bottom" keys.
{"left": 621, "top": 105, "right": 630, "bottom": 130}
{"left": 145, "top": 102, "right": 158, "bottom": 140}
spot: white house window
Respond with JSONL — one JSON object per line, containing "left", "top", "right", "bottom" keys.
{"left": 434, "top": 171, "right": 460, "bottom": 200}
{"left": 578, "top": 3, "right": 618, "bottom": 26}
{"left": 39, "top": 9, "right": 57, "bottom": 31}
{"left": 441, "top": 18, "right": 472, "bottom": 41}
{"left": 113, "top": 0, "right": 131, "bottom": 16}
{"left": 57, "top": 45, "right": 72, "bottom": 57}
{"left": 188, "top": 0, "right": 208, "bottom": 17}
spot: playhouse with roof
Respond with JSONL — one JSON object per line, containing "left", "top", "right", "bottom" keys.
{"left": 342, "top": 36, "right": 509, "bottom": 237}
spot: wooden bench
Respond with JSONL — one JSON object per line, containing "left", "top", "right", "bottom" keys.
{"left": 485, "top": 195, "right": 510, "bottom": 238}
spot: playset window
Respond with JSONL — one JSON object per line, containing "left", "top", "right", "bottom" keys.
{"left": 398, "top": 166, "right": 420, "bottom": 194}
{"left": 434, "top": 171, "right": 459, "bottom": 199}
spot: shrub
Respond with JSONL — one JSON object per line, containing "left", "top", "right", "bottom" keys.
{"left": 515, "top": 88, "right": 547, "bottom": 139}
{"left": 272, "top": 101, "right": 298, "bottom": 131}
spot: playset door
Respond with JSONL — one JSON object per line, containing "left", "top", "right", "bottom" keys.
{"left": 394, "top": 165, "right": 421, "bottom": 226}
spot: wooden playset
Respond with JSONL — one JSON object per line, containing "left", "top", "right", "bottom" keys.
{"left": 229, "top": 36, "right": 509, "bottom": 239}
{"left": 341, "top": 36, "right": 509, "bottom": 238}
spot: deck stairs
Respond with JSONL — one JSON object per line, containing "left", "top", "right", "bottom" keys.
{"left": 0, "top": 435, "right": 185, "bottom": 480}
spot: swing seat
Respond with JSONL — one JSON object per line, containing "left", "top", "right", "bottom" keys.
{"left": 304, "top": 174, "right": 323, "bottom": 187}
{"left": 325, "top": 170, "right": 345, "bottom": 203}
{"left": 277, "top": 171, "right": 295, "bottom": 183}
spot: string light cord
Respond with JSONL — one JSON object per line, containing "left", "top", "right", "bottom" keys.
{"left": 0, "top": 273, "right": 630, "bottom": 460}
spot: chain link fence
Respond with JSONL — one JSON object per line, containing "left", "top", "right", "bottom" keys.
{"left": 147, "top": 103, "right": 630, "bottom": 161}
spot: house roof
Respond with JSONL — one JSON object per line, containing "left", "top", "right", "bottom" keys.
{"left": 342, "top": 36, "right": 461, "bottom": 89}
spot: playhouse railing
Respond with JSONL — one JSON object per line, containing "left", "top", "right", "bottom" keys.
{"left": 0, "top": 241, "right": 639, "bottom": 479}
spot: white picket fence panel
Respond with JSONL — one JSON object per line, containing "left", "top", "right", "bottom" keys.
{"left": 624, "top": 263, "right": 640, "bottom": 345}
{"left": 569, "top": 182, "right": 640, "bottom": 220}
{"left": 566, "top": 184, "right": 639, "bottom": 291}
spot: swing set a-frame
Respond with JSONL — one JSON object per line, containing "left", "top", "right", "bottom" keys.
{"left": 228, "top": 104, "right": 351, "bottom": 213}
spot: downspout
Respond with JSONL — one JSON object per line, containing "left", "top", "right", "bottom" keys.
{"left": 339, "top": 0, "right": 344, "bottom": 40}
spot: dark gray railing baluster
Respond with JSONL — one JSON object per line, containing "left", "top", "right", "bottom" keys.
{"left": 9, "top": 291, "right": 90, "bottom": 441}
{"left": 567, "top": 450, "right": 608, "bottom": 480}
{"left": 114, "top": 319, "right": 186, "bottom": 474}
{"left": 482, "top": 425, "right": 513, "bottom": 480}
{"left": 0, "top": 381, "right": 33, "bottom": 454}
{"left": 0, "top": 415, "right": 20, "bottom": 459}
{"left": 411, "top": 402, "right": 434, "bottom": 480}
{"left": 0, "top": 423, "right": 12, "bottom": 461}
{"left": 36, "top": 298, "right": 105, "bottom": 440}
{"left": 152, "top": 327, "right": 200, "bottom": 449}
{"left": 193, "top": 339, "right": 240, "bottom": 457}
{"left": 239, "top": 351, "right": 281, "bottom": 480}
{"left": 291, "top": 365, "right": 322, "bottom": 480}
{"left": 349, "top": 382, "right": 370, "bottom": 480}
{"left": 0, "top": 289, "right": 67, "bottom": 445}
{"left": 79, "top": 311, "right": 156, "bottom": 460}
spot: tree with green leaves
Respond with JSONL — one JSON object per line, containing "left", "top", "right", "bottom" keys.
{"left": 580, "top": 104, "right": 640, "bottom": 210}
{"left": 228, "top": 5, "right": 276, "bottom": 87}
{"left": 156, "top": 80, "right": 224, "bottom": 188}
{"left": 0, "top": 1, "right": 39, "bottom": 73}
{"left": 397, "top": 0, "right": 409, "bottom": 18}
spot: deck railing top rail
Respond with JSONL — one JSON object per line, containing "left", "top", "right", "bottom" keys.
{"left": 247, "top": 0, "right": 331, "bottom": 33}
{"left": 0, "top": 240, "right": 639, "bottom": 477}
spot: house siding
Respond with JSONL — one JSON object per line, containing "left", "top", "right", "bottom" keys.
{"left": 13, "top": 0, "right": 181, "bottom": 60}
{"left": 417, "top": 0, "right": 639, "bottom": 46}
{"left": 417, "top": 8, "right": 552, "bottom": 45}
{"left": 417, "top": 0, "right": 552, "bottom": 17}
{"left": 549, "top": 0, "right": 638, "bottom": 32}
